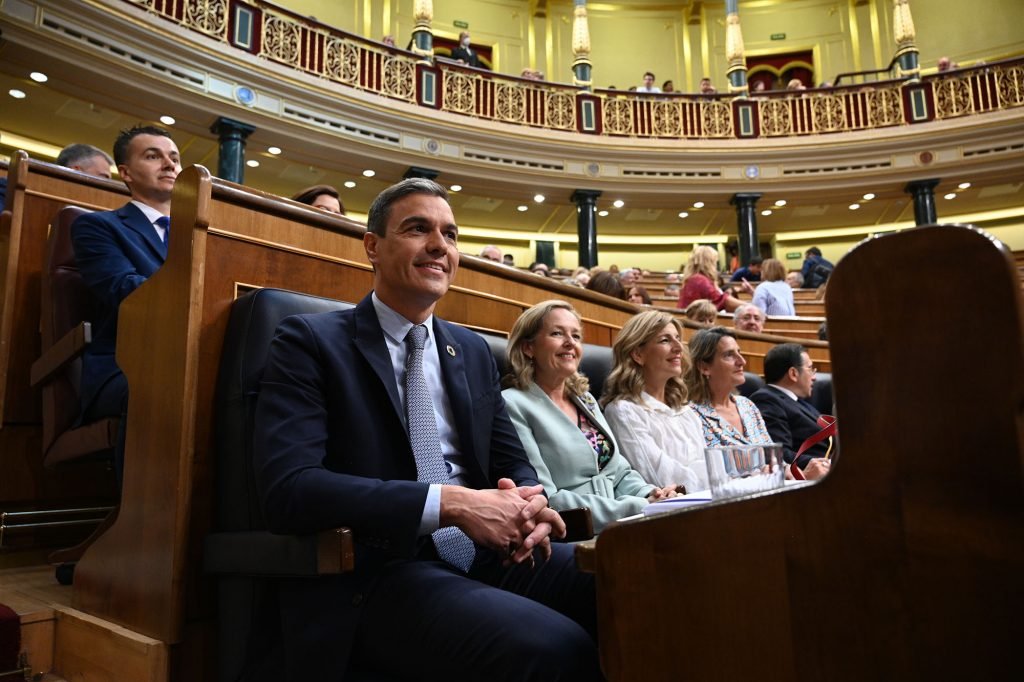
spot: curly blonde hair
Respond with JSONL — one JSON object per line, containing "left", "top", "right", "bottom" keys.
{"left": 504, "top": 300, "right": 590, "bottom": 396}
{"left": 683, "top": 245, "right": 720, "bottom": 283}
{"left": 601, "top": 311, "right": 690, "bottom": 410}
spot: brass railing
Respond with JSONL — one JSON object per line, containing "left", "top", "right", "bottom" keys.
{"left": 124, "top": 0, "right": 1024, "bottom": 139}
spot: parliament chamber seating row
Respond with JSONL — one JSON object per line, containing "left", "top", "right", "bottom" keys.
{"left": 2, "top": 152, "right": 1019, "bottom": 680}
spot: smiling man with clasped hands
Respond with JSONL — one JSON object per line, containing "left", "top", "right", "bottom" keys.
{"left": 252, "top": 178, "right": 600, "bottom": 681}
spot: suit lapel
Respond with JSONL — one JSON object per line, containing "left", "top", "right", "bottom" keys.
{"left": 433, "top": 319, "right": 476, "bottom": 462}
{"left": 118, "top": 202, "right": 167, "bottom": 261}
{"left": 352, "top": 296, "right": 404, "bottom": 424}
{"left": 796, "top": 398, "right": 821, "bottom": 421}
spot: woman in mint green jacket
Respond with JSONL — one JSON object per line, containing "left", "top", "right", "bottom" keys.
{"left": 502, "top": 300, "right": 680, "bottom": 533}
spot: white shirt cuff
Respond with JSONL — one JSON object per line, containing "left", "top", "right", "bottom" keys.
{"left": 418, "top": 483, "right": 442, "bottom": 536}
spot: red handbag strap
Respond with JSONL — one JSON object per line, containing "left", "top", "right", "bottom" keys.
{"left": 789, "top": 415, "right": 837, "bottom": 480}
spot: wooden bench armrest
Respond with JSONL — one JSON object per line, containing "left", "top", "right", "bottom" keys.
{"left": 30, "top": 321, "right": 91, "bottom": 387}
{"left": 204, "top": 527, "right": 354, "bottom": 576}
{"left": 560, "top": 507, "right": 594, "bottom": 542}
{"left": 574, "top": 538, "right": 597, "bottom": 574}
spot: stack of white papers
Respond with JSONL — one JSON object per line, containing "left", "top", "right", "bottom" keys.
{"left": 643, "top": 490, "right": 713, "bottom": 516}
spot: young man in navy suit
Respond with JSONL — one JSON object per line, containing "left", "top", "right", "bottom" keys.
{"left": 71, "top": 125, "right": 181, "bottom": 481}
{"left": 750, "top": 343, "right": 833, "bottom": 474}
{"left": 252, "top": 179, "right": 600, "bottom": 680}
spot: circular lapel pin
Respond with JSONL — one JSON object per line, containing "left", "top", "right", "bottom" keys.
{"left": 446, "top": 345, "right": 456, "bottom": 356}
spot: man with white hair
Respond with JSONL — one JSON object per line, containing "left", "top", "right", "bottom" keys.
{"left": 479, "top": 245, "right": 502, "bottom": 263}
{"left": 733, "top": 302, "right": 766, "bottom": 334}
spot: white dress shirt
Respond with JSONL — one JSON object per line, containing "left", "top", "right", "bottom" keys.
{"left": 603, "top": 393, "right": 708, "bottom": 492}
{"left": 130, "top": 199, "right": 168, "bottom": 241}
{"left": 371, "top": 293, "right": 466, "bottom": 536}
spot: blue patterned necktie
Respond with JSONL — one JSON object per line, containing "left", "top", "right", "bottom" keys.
{"left": 405, "top": 324, "right": 475, "bottom": 572}
{"left": 155, "top": 215, "right": 170, "bottom": 244}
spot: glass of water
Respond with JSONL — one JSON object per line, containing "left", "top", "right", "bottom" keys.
{"left": 703, "top": 444, "right": 785, "bottom": 500}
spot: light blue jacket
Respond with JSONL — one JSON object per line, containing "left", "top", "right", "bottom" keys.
{"left": 503, "top": 383, "right": 655, "bottom": 532}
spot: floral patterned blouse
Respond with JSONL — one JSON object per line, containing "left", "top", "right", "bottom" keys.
{"left": 692, "top": 395, "right": 773, "bottom": 447}
{"left": 576, "top": 395, "right": 613, "bottom": 471}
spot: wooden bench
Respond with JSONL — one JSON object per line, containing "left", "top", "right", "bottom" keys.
{"left": 0, "top": 151, "right": 127, "bottom": 516}
{"left": 577, "top": 223, "right": 1024, "bottom": 680}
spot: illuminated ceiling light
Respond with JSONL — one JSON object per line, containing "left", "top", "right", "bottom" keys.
{"left": 944, "top": 192, "right": 957, "bottom": 200}
{"left": 159, "top": 115, "right": 176, "bottom": 126}
{"left": 517, "top": 205, "right": 528, "bottom": 212}
{"left": 692, "top": 201, "right": 704, "bottom": 208}
{"left": 958, "top": 182, "right": 971, "bottom": 189}
{"left": 450, "top": 184, "right": 462, "bottom": 192}
{"left": 598, "top": 210, "right": 609, "bottom": 217}
{"left": 362, "top": 169, "right": 376, "bottom": 177}
{"left": 774, "top": 199, "right": 787, "bottom": 207}
{"left": 612, "top": 199, "right": 625, "bottom": 208}
{"left": 849, "top": 203, "right": 861, "bottom": 210}
{"left": 862, "top": 192, "right": 875, "bottom": 200}
{"left": 343, "top": 180, "right": 357, "bottom": 188}
{"left": 678, "top": 211, "right": 689, "bottom": 219}
{"left": 9, "top": 89, "right": 26, "bottom": 99}
{"left": 29, "top": 72, "right": 48, "bottom": 83}
{"left": 267, "top": 146, "right": 282, "bottom": 155}
{"left": 761, "top": 209, "right": 773, "bottom": 216}
{"left": 534, "top": 194, "right": 545, "bottom": 203}
{"left": 246, "top": 159, "right": 260, "bottom": 168}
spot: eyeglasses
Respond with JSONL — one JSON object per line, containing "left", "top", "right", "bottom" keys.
{"left": 802, "top": 364, "right": 817, "bottom": 374}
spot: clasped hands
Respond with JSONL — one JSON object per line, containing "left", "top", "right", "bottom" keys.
{"left": 440, "top": 478, "right": 566, "bottom": 566}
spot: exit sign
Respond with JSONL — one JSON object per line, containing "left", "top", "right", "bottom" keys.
{"left": 454, "top": 20, "right": 469, "bottom": 29}
{"left": 771, "top": 33, "right": 786, "bottom": 41}
{"left": 786, "top": 252, "right": 802, "bottom": 260}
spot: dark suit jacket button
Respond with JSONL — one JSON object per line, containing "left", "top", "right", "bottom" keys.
{"left": 352, "top": 593, "right": 364, "bottom": 606}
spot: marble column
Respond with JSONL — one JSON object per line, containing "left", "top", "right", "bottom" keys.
{"left": 893, "top": 0, "right": 920, "bottom": 79}
{"left": 571, "top": 189, "right": 601, "bottom": 268}
{"left": 571, "top": 1, "right": 593, "bottom": 91}
{"left": 411, "top": 0, "right": 434, "bottom": 63}
{"left": 209, "top": 117, "right": 256, "bottom": 184}
{"left": 725, "top": 0, "right": 749, "bottom": 94}
{"left": 904, "top": 179, "right": 939, "bottom": 225}
{"left": 730, "top": 193, "right": 761, "bottom": 266}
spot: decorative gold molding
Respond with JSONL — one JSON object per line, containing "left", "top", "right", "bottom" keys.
{"left": 891, "top": 0, "right": 916, "bottom": 51}
{"left": 572, "top": 4, "right": 591, "bottom": 57}
{"left": 724, "top": 12, "right": 746, "bottom": 74}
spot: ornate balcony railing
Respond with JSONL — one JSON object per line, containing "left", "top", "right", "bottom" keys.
{"left": 127, "top": 0, "right": 1024, "bottom": 139}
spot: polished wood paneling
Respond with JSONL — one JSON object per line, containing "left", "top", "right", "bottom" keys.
{"left": 0, "top": 154, "right": 125, "bottom": 510}
{"left": 0, "top": 152, "right": 128, "bottom": 425}
{"left": 581, "top": 224, "right": 1023, "bottom": 681}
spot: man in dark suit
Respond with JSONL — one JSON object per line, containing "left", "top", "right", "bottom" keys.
{"left": 252, "top": 178, "right": 599, "bottom": 680}
{"left": 450, "top": 30, "right": 482, "bottom": 67}
{"left": 750, "top": 343, "right": 832, "bottom": 471}
{"left": 71, "top": 125, "right": 181, "bottom": 481}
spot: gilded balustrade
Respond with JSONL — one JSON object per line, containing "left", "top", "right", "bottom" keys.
{"left": 123, "top": 0, "right": 1024, "bottom": 139}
